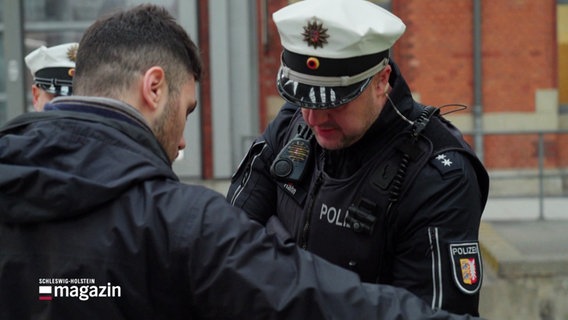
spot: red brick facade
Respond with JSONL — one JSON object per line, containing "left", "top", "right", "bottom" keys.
{"left": 257, "top": 0, "right": 291, "bottom": 132}
{"left": 198, "top": 1, "right": 565, "bottom": 178}
{"left": 254, "top": 0, "right": 566, "bottom": 173}
{"left": 392, "top": 1, "right": 557, "bottom": 112}
{"left": 391, "top": 1, "right": 564, "bottom": 171}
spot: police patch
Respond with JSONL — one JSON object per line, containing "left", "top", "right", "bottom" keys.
{"left": 449, "top": 242, "right": 482, "bottom": 294}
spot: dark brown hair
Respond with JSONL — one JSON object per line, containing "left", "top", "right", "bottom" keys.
{"left": 73, "top": 4, "right": 202, "bottom": 98}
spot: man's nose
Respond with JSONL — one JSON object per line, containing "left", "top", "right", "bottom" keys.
{"left": 178, "top": 136, "right": 186, "bottom": 150}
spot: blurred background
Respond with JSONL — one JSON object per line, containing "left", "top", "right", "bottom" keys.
{"left": 1, "top": 1, "right": 567, "bottom": 318}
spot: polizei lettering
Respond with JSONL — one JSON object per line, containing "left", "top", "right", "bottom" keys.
{"left": 319, "top": 203, "right": 351, "bottom": 229}
{"left": 451, "top": 245, "right": 478, "bottom": 255}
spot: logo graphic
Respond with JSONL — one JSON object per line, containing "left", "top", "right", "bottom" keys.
{"left": 449, "top": 242, "right": 482, "bottom": 294}
{"left": 39, "top": 286, "right": 53, "bottom": 301}
{"left": 38, "top": 278, "right": 121, "bottom": 301}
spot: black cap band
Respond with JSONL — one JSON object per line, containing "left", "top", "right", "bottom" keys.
{"left": 34, "top": 67, "right": 74, "bottom": 85}
{"left": 282, "top": 49, "right": 390, "bottom": 77}
{"left": 34, "top": 67, "right": 74, "bottom": 96}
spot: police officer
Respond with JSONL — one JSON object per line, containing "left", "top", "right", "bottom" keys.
{"left": 25, "top": 42, "right": 78, "bottom": 111}
{"left": 228, "top": 0, "right": 490, "bottom": 316}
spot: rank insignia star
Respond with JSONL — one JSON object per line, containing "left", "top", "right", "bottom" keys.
{"left": 302, "top": 19, "right": 329, "bottom": 49}
{"left": 432, "top": 152, "right": 462, "bottom": 176}
{"left": 436, "top": 154, "right": 453, "bottom": 167}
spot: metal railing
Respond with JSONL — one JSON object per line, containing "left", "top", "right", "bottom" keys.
{"left": 469, "top": 129, "right": 568, "bottom": 220}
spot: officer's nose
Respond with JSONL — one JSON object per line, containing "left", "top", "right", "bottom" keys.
{"left": 302, "top": 108, "right": 329, "bottom": 127}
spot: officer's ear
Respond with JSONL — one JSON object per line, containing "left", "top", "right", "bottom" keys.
{"left": 372, "top": 64, "right": 392, "bottom": 97}
{"left": 31, "top": 85, "right": 41, "bottom": 109}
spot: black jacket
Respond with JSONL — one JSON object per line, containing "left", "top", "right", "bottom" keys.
{"left": 228, "top": 63, "right": 490, "bottom": 316}
{"left": 0, "top": 97, "right": 479, "bottom": 320}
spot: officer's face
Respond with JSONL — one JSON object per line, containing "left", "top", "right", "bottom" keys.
{"left": 154, "top": 75, "right": 197, "bottom": 163}
{"left": 301, "top": 73, "right": 389, "bottom": 150}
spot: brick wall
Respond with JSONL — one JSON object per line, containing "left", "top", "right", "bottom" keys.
{"left": 256, "top": 0, "right": 563, "bottom": 173}
{"left": 257, "top": 0, "right": 290, "bottom": 130}
{"left": 392, "top": 0, "right": 475, "bottom": 108}
{"left": 391, "top": 0, "right": 556, "bottom": 112}
{"left": 392, "top": 0, "right": 561, "bottom": 171}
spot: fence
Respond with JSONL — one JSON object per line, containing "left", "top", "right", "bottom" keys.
{"left": 475, "top": 129, "right": 568, "bottom": 220}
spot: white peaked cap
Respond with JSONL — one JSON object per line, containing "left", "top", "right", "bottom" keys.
{"left": 272, "top": 0, "right": 406, "bottom": 109}
{"left": 25, "top": 42, "right": 78, "bottom": 77}
{"left": 273, "top": 0, "right": 406, "bottom": 59}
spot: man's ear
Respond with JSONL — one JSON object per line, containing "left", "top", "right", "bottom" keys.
{"left": 141, "top": 66, "right": 167, "bottom": 111}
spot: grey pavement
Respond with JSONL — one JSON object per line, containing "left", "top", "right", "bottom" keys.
{"left": 486, "top": 220, "right": 568, "bottom": 259}
{"left": 478, "top": 218, "right": 568, "bottom": 317}
{"left": 478, "top": 198, "right": 568, "bottom": 320}
{"left": 480, "top": 196, "right": 568, "bottom": 277}
{"left": 482, "top": 197, "right": 568, "bottom": 221}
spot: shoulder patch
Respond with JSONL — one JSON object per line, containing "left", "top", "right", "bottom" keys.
{"left": 449, "top": 242, "right": 482, "bottom": 294}
{"left": 430, "top": 151, "right": 463, "bottom": 178}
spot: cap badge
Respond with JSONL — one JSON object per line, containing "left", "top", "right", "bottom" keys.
{"left": 306, "top": 57, "right": 320, "bottom": 70}
{"left": 66, "top": 44, "right": 78, "bottom": 62}
{"left": 302, "top": 19, "right": 329, "bottom": 49}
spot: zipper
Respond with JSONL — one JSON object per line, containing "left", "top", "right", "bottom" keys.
{"left": 229, "top": 164, "right": 250, "bottom": 205}
{"left": 229, "top": 142, "right": 267, "bottom": 205}
{"left": 299, "top": 170, "right": 324, "bottom": 249}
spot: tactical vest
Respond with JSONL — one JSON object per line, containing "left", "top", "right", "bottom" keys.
{"left": 270, "top": 106, "right": 488, "bottom": 283}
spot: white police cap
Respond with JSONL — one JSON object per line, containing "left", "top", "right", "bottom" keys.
{"left": 273, "top": 0, "right": 406, "bottom": 109}
{"left": 25, "top": 42, "right": 79, "bottom": 96}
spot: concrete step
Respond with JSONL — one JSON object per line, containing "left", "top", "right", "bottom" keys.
{"left": 479, "top": 221, "right": 568, "bottom": 320}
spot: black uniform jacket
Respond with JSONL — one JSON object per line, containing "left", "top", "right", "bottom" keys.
{"left": 0, "top": 97, "right": 480, "bottom": 320}
{"left": 228, "top": 63, "right": 490, "bottom": 316}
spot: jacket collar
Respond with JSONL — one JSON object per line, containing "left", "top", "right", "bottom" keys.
{"left": 46, "top": 96, "right": 152, "bottom": 134}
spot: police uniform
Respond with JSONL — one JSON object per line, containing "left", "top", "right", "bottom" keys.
{"left": 25, "top": 42, "right": 78, "bottom": 97}
{"left": 228, "top": 0, "right": 489, "bottom": 316}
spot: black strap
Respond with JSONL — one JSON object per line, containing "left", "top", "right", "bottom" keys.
{"left": 346, "top": 106, "right": 439, "bottom": 236}
{"left": 345, "top": 105, "right": 452, "bottom": 283}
